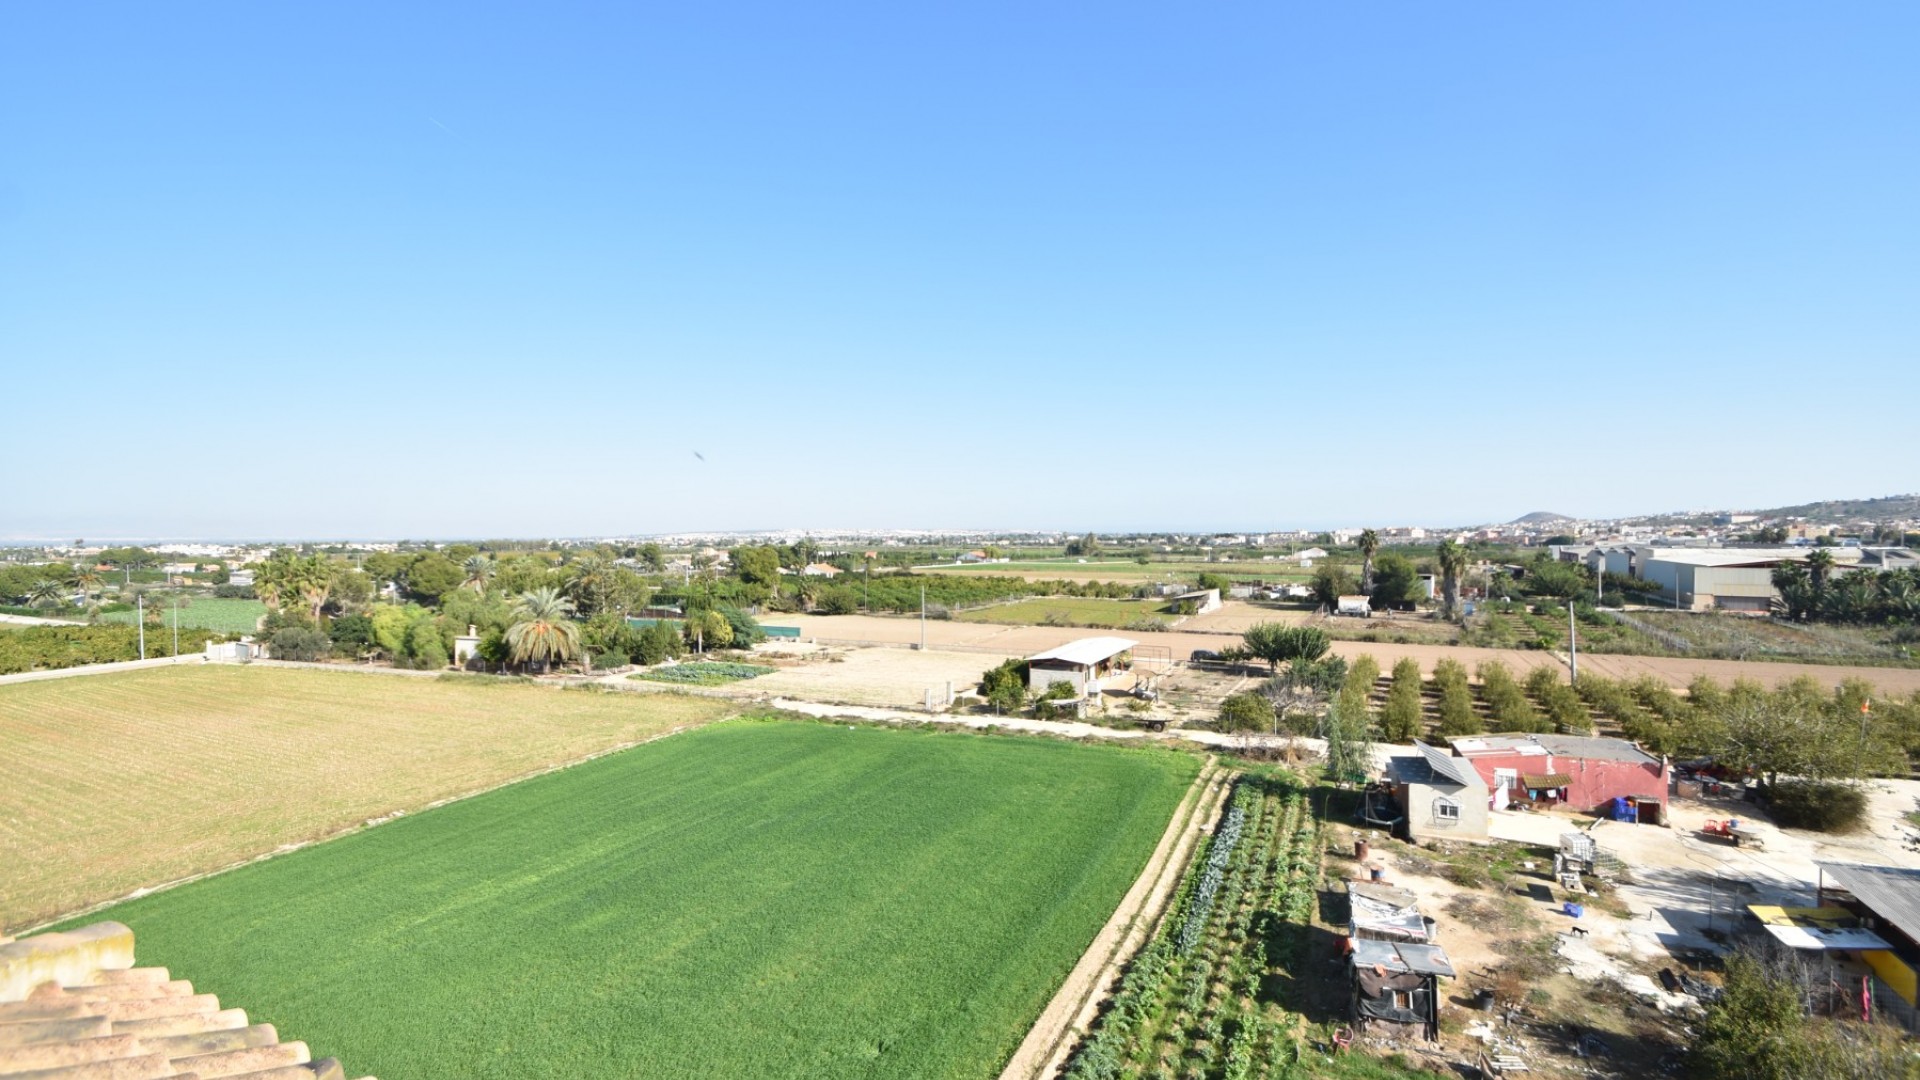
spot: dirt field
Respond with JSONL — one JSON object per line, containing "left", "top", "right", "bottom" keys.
{"left": 777, "top": 613, "right": 1920, "bottom": 695}
{"left": 703, "top": 644, "right": 1003, "bottom": 710}
{"left": 0, "top": 665, "right": 735, "bottom": 931}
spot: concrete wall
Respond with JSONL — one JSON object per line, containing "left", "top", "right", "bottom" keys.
{"left": 1396, "top": 779, "right": 1490, "bottom": 845}
{"left": 1029, "top": 666, "right": 1086, "bottom": 697}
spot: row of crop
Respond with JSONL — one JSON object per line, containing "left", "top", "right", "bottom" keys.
{"left": 1064, "top": 776, "right": 1329, "bottom": 1080}
{"left": 1063, "top": 783, "right": 1252, "bottom": 1080}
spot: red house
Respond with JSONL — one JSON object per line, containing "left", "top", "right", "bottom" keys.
{"left": 1449, "top": 734, "right": 1671, "bottom": 825}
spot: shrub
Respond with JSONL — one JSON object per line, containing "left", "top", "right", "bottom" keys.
{"left": 1218, "top": 692, "right": 1274, "bottom": 734}
{"left": 269, "top": 626, "right": 331, "bottom": 662}
{"left": 1760, "top": 781, "right": 1867, "bottom": 832}
{"left": 815, "top": 587, "right": 859, "bottom": 616}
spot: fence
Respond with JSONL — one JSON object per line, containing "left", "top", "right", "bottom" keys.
{"left": 1597, "top": 609, "right": 1693, "bottom": 653}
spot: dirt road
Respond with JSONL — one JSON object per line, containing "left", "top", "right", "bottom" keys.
{"left": 772, "top": 613, "right": 1920, "bottom": 694}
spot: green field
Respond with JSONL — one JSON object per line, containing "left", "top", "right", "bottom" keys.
{"left": 924, "top": 559, "right": 1309, "bottom": 583}
{"left": 956, "top": 597, "right": 1175, "bottom": 629}
{"left": 99, "top": 596, "right": 266, "bottom": 633}
{"left": 69, "top": 719, "right": 1198, "bottom": 1079}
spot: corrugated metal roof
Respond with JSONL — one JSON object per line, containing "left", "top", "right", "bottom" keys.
{"left": 1026, "top": 636, "right": 1138, "bottom": 666}
{"left": 1452, "top": 734, "right": 1660, "bottom": 766}
{"left": 1350, "top": 939, "right": 1456, "bottom": 977}
{"left": 1820, "top": 863, "right": 1920, "bottom": 941}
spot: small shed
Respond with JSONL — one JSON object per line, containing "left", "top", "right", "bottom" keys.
{"left": 1348, "top": 882, "right": 1434, "bottom": 944}
{"left": 1165, "top": 588, "right": 1222, "bottom": 615}
{"left": 1385, "top": 741, "right": 1490, "bottom": 844}
{"left": 1817, "top": 862, "right": 1920, "bottom": 1006}
{"left": 1351, "top": 939, "right": 1455, "bottom": 1041}
{"left": 1026, "top": 637, "right": 1137, "bottom": 699}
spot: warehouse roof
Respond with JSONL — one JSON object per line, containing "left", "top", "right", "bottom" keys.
{"left": 1027, "top": 637, "right": 1137, "bottom": 667}
{"left": 1639, "top": 547, "right": 1858, "bottom": 568}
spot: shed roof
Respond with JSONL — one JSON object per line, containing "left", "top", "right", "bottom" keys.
{"left": 1350, "top": 939, "right": 1456, "bottom": 977}
{"left": 1747, "top": 905, "right": 1893, "bottom": 951}
{"left": 1451, "top": 733, "right": 1661, "bottom": 766}
{"left": 1820, "top": 863, "right": 1920, "bottom": 941}
{"left": 1026, "top": 636, "right": 1137, "bottom": 667}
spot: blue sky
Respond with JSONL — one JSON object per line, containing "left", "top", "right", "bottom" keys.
{"left": 2, "top": 3, "right": 1915, "bottom": 539}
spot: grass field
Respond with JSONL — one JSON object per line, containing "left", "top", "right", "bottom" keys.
{"left": 98, "top": 596, "right": 267, "bottom": 633}
{"left": 923, "top": 559, "right": 1311, "bottom": 583}
{"left": 0, "top": 666, "right": 734, "bottom": 929}
{"left": 62, "top": 720, "right": 1199, "bottom": 1080}
{"left": 956, "top": 597, "right": 1174, "bottom": 629}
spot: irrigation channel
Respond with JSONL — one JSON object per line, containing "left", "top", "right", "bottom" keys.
{"left": 1062, "top": 772, "right": 1330, "bottom": 1080}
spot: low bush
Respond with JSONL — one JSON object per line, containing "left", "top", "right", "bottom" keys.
{"left": 1760, "top": 781, "right": 1868, "bottom": 832}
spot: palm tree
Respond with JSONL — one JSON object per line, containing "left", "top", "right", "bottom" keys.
{"left": 1435, "top": 541, "right": 1468, "bottom": 621}
{"left": 1804, "top": 549, "right": 1837, "bottom": 596}
{"left": 1357, "top": 529, "right": 1380, "bottom": 595}
{"left": 292, "top": 556, "right": 335, "bottom": 623}
{"left": 461, "top": 555, "right": 494, "bottom": 593}
{"left": 28, "top": 577, "right": 66, "bottom": 609}
{"left": 71, "top": 566, "right": 104, "bottom": 602}
{"left": 566, "top": 556, "right": 612, "bottom": 616}
{"left": 506, "top": 587, "right": 582, "bottom": 671}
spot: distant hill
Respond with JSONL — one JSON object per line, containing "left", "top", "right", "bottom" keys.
{"left": 1746, "top": 494, "right": 1920, "bottom": 524}
{"left": 1509, "top": 511, "right": 1572, "bottom": 525}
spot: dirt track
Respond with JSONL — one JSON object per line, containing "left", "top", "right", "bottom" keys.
{"left": 773, "top": 613, "right": 1920, "bottom": 694}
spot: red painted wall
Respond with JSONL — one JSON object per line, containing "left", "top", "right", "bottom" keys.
{"left": 1460, "top": 752, "right": 1669, "bottom": 812}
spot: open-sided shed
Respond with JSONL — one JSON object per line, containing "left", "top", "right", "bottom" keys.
{"left": 1025, "top": 636, "right": 1136, "bottom": 700}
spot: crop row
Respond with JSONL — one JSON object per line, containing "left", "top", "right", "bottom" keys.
{"left": 1064, "top": 775, "right": 1325, "bottom": 1080}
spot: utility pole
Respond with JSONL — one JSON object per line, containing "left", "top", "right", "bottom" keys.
{"left": 137, "top": 594, "right": 146, "bottom": 660}
{"left": 1567, "top": 599, "right": 1578, "bottom": 683}
{"left": 171, "top": 595, "right": 179, "bottom": 657}
{"left": 1858, "top": 698, "right": 1872, "bottom": 781}
{"left": 919, "top": 585, "right": 927, "bottom": 650}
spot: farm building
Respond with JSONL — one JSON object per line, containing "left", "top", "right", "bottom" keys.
{"left": 1382, "top": 741, "right": 1490, "bottom": 844}
{"left": 800, "top": 563, "right": 842, "bottom": 577}
{"left": 1349, "top": 939, "right": 1455, "bottom": 1041}
{"left": 1627, "top": 546, "right": 1864, "bottom": 612}
{"left": 1025, "top": 636, "right": 1136, "bottom": 700}
{"left": 1449, "top": 734, "right": 1671, "bottom": 824}
{"left": 1817, "top": 862, "right": 1920, "bottom": 1011}
{"left": 1165, "top": 588, "right": 1221, "bottom": 615}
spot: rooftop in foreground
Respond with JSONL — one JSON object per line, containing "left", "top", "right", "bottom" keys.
{"left": 0, "top": 921, "right": 369, "bottom": 1079}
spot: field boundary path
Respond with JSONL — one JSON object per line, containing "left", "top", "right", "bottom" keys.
{"left": 0, "top": 652, "right": 208, "bottom": 686}
{"left": 998, "top": 759, "right": 1233, "bottom": 1080}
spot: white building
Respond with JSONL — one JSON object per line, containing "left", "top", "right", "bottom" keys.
{"left": 1026, "top": 637, "right": 1137, "bottom": 699}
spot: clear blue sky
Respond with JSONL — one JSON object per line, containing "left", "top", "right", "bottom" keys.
{"left": 3, "top": 3, "right": 1915, "bottom": 539}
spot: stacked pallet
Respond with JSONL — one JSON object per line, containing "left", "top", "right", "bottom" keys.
{"left": 0, "top": 922, "right": 370, "bottom": 1080}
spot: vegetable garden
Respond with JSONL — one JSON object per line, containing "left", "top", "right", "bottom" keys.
{"left": 630, "top": 660, "right": 777, "bottom": 685}
{"left": 1065, "top": 771, "right": 1392, "bottom": 1080}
